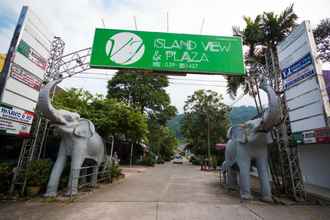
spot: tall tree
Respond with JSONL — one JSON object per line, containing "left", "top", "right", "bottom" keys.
{"left": 228, "top": 15, "right": 265, "bottom": 99}
{"left": 260, "top": 4, "right": 298, "bottom": 90}
{"left": 148, "top": 122, "right": 177, "bottom": 161}
{"left": 107, "top": 70, "right": 175, "bottom": 115}
{"left": 107, "top": 70, "right": 178, "bottom": 159}
{"left": 181, "top": 90, "right": 230, "bottom": 160}
{"left": 227, "top": 4, "right": 298, "bottom": 96}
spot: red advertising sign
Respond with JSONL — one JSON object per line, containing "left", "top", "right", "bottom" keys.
{"left": 10, "top": 63, "right": 42, "bottom": 90}
{"left": 323, "top": 70, "right": 330, "bottom": 101}
{"left": 17, "top": 40, "right": 47, "bottom": 71}
{"left": 315, "top": 127, "right": 330, "bottom": 144}
{"left": 0, "top": 118, "right": 31, "bottom": 136}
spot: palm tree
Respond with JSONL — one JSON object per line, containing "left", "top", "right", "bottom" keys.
{"left": 260, "top": 4, "right": 298, "bottom": 90}
{"left": 227, "top": 15, "right": 263, "bottom": 96}
{"left": 228, "top": 16, "right": 266, "bottom": 113}
{"left": 226, "top": 4, "right": 298, "bottom": 108}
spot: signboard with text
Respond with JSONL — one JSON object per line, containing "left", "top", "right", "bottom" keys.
{"left": 0, "top": 118, "right": 32, "bottom": 136}
{"left": 277, "top": 21, "right": 330, "bottom": 134}
{"left": 0, "top": 6, "right": 53, "bottom": 136}
{"left": 0, "top": 103, "right": 34, "bottom": 136}
{"left": 90, "top": 29, "right": 245, "bottom": 75}
{"left": 0, "top": 104, "right": 34, "bottom": 124}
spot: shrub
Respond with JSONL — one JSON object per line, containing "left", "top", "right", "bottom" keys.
{"left": 139, "top": 155, "right": 156, "bottom": 166}
{"left": 210, "top": 156, "right": 218, "bottom": 169}
{"left": 157, "top": 156, "right": 165, "bottom": 164}
{"left": 191, "top": 158, "right": 201, "bottom": 165}
{"left": 111, "top": 164, "right": 122, "bottom": 178}
{"left": 163, "top": 155, "right": 172, "bottom": 162}
{"left": 190, "top": 155, "right": 201, "bottom": 165}
{"left": 0, "top": 163, "right": 12, "bottom": 193}
{"left": 26, "top": 159, "right": 52, "bottom": 187}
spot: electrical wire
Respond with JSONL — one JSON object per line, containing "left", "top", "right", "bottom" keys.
{"left": 71, "top": 75, "right": 247, "bottom": 106}
{"left": 80, "top": 72, "right": 227, "bottom": 82}
{"left": 168, "top": 82, "right": 227, "bottom": 87}
{"left": 168, "top": 77, "right": 227, "bottom": 83}
{"left": 71, "top": 75, "right": 228, "bottom": 87}
{"left": 229, "top": 93, "right": 247, "bottom": 107}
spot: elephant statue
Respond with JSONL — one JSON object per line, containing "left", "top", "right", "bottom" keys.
{"left": 38, "top": 79, "right": 105, "bottom": 197}
{"left": 222, "top": 79, "right": 281, "bottom": 202}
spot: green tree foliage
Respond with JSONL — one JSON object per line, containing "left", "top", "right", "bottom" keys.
{"left": 313, "top": 18, "right": 330, "bottom": 62}
{"left": 227, "top": 4, "right": 298, "bottom": 96}
{"left": 181, "top": 90, "right": 230, "bottom": 157}
{"left": 107, "top": 70, "right": 178, "bottom": 159}
{"left": 53, "top": 88, "right": 148, "bottom": 142}
{"left": 107, "top": 70, "right": 176, "bottom": 122}
{"left": 88, "top": 98, "right": 148, "bottom": 142}
{"left": 261, "top": 4, "right": 297, "bottom": 90}
{"left": 167, "top": 114, "right": 184, "bottom": 141}
{"left": 260, "top": 4, "right": 298, "bottom": 48}
{"left": 53, "top": 88, "right": 93, "bottom": 117}
{"left": 148, "top": 121, "right": 177, "bottom": 161}
{"left": 168, "top": 105, "right": 257, "bottom": 141}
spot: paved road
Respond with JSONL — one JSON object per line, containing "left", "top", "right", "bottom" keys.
{"left": 1, "top": 162, "right": 330, "bottom": 220}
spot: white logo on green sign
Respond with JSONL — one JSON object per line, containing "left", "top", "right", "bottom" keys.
{"left": 105, "top": 32, "right": 145, "bottom": 65}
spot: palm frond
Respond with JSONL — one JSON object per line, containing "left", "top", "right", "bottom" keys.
{"left": 232, "top": 25, "right": 242, "bottom": 37}
{"left": 226, "top": 75, "right": 246, "bottom": 99}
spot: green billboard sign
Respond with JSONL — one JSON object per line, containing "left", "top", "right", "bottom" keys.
{"left": 90, "top": 29, "right": 245, "bottom": 75}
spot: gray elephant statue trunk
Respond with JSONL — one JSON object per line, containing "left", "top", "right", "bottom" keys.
{"left": 222, "top": 80, "right": 281, "bottom": 202}
{"left": 39, "top": 79, "right": 106, "bottom": 197}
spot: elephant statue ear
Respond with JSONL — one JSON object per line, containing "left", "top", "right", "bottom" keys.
{"left": 73, "top": 119, "right": 95, "bottom": 138}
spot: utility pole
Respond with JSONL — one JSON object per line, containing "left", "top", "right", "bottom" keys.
{"left": 207, "top": 113, "right": 211, "bottom": 165}
{"left": 203, "top": 96, "right": 211, "bottom": 167}
{"left": 130, "top": 142, "right": 134, "bottom": 168}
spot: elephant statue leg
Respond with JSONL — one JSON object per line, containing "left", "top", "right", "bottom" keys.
{"left": 80, "top": 168, "right": 87, "bottom": 185}
{"left": 91, "top": 166, "right": 99, "bottom": 187}
{"left": 237, "top": 159, "right": 252, "bottom": 200}
{"left": 65, "top": 147, "right": 84, "bottom": 196}
{"left": 226, "top": 167, "right": 238, "bottom": 189}
{"left": 44, "top": 145, "right": 67, "bottom": 197}
{"left": 256, "top": 158, "right": 272, "bottom": 202}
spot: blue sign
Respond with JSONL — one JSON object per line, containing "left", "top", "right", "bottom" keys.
{"left": 282, "top": 53, "right": 312, "bottom": 79}
{"left": 284, "top": 69, "right": 315, "bottom": 89}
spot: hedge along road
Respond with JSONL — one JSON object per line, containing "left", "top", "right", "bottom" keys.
{"left": 1, "top": 162, "right": 330, "bottom": 220}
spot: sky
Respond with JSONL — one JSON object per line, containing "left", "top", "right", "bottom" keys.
{"left": 1, "top": 0, "right": 330, "bottom": 113}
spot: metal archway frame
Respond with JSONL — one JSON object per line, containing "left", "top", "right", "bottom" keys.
{"left": 47, "top": 46, "right": 92, "bottom": 80}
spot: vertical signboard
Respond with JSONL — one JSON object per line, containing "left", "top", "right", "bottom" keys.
{"left": 0, "top": 6, "right": 53, "bottom": 136}
{"left": 277, "top": 21, "right": 330, "bottom": 134}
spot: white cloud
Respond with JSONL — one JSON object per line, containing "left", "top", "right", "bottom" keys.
{"left": 0, "top": 0, "right": 329, "bottom": 112}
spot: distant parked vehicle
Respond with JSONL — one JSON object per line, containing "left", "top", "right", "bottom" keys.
{"left": 173, "top": 155, "right": 183, "bottom": 164}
